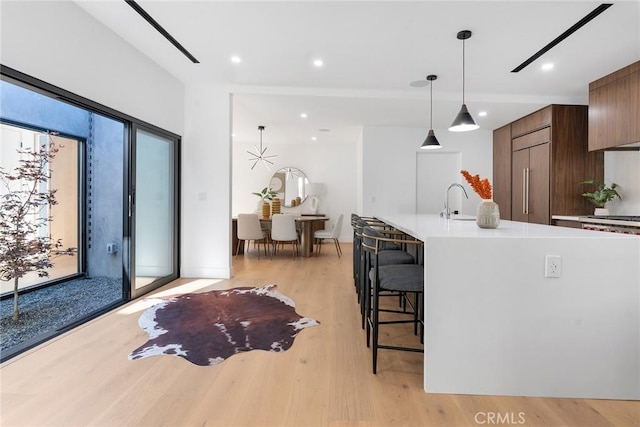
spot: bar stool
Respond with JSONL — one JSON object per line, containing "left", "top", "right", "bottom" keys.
{"left": 357, "top": 223, "right": 415, "bottom": 330}
{"left": 362, "top": 226, "right": 424, "bottom": 374}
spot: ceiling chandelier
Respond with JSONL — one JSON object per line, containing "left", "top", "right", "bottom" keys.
{"left": 247, "top": 125, "right": 277, "bottom": 170}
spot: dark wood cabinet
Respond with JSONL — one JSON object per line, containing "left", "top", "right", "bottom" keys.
{"left": 494, "top": 105, "right": 603, "bottom": 225}
{"left": 492, "top": 124, "right": 512, "bottom": 219}
{"left": 589, "top": 61, "right": 640, "bottom": 151}
{"left": 511, "top": 106, "right": 552, "bottom": 138}
{"left": 512, "top": 143, "right": 550, "bottom": 224}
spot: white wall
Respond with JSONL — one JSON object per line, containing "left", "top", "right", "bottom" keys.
{"left": 604, "top": 151, "right": 640, "bottom": 215}
{"left": 182, "top": 85, "right": 233, "bottom": 278}
{"left": 356, "top": 128, "right": 364, "bottom": 216}
{"left": 1, "top": 1, "right": 202, "bottom": 275}
{"left": 362, "top": 126, "right": 493, "bottom": 216}
{"left": 0, "top": 1, "right": 184, "bottom": 135}
{"left": 232, "top": 135, "right": 358, "bottom": 242}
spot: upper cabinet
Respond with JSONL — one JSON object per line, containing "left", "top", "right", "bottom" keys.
{"left": 511, "top": 106, "right": 551, "bottom": 139}
{"left": 588, "top": 61, "right": 640, "bottom": 151}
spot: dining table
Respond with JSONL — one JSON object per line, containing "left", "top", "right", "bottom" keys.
{"left": 232, "top": 215, "right": 329, "bottom": 257}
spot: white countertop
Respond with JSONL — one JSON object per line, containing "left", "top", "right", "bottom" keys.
{"left": 377, "top": 214, "right": 634, "bottom": 240}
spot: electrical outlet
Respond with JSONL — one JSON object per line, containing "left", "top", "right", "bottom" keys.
{"left": 545, "top": 255, "right": 562, "bottom": 278}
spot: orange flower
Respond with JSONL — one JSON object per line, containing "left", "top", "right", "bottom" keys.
{"left": 461, "top": 170, "right": 492, "bottom": 200}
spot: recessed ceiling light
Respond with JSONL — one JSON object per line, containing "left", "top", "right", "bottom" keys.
{"left": 300, "top": 113, "right": 308, "bottom": 119}
{"left": 541, "top": 62, "right": 554, "bottom": 71}
{"left": 478, "top": 111, "right": 487, "bottom": 117}
{"left": 313, "top": 59, "right": 324, "bottom": 67}
{"left": 311, "top": 136, "right": 317, "bottom": 141}
{"left": 230, "top": 55, "right": 242, "bottom": 64}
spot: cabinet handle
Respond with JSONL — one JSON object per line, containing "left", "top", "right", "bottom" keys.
{"left": 522, "top": 168, "right": 527, "bottom": 214}
{"left": 525, "top": 168, "right": 530, "bottom": 214}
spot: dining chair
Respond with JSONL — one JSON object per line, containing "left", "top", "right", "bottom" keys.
{"left": 236, "top": 213, "right": 269, "bottom": 259}
{"left": 270, "top": 214, "right": 300, "bottom": 259}
{"left": 314, "top": 213, "right": 344, "bottom": 257}
{"left": 362, "top": 225, "right": 424, "bottom": 374}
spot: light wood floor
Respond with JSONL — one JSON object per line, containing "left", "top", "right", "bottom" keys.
{"left": 1, "top": 243, "right": 638, "bottom": 427}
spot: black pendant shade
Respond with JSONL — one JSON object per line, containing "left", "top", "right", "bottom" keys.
{"left": 449, "top": 30, "right": 479, "bottom": 132}
{"left": 420, "top": 74, "right": 442, "bottom": 150}
{"left": 449, "top": 103, "right": 479, "bottom": 132}
{"left": 421, "top": 129, "right": 441, "bottom": 149}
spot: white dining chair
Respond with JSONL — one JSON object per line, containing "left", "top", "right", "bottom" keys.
{"left": 236, "top": 213, "right": 269, "bottom": 259}
{"left": 314, "top": 213, "right": 344, "bottom": 257}
{"left": 270, "top": 214, "right": 300, "bottom": 259}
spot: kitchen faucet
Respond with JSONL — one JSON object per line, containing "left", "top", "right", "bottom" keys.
{"left": 442, "top": 183, "right": 469, "bottom": 219}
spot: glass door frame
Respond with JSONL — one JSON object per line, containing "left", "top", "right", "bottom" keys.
{"left": 127, "top": 123, "right": 181, "bottom": 299}
{"left": 2, "top": 65, "right": 181, "bottom": 303}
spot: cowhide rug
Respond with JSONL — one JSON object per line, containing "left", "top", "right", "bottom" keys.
{"left": 128, "top": 284, "right": 319, "bottom": 366}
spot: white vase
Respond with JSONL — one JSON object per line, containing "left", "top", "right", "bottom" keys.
{"left": 594, "top": 208, "right": 609, "bottom": 216}
{"left": 476, "top": 199, "right": 500, "bottom": 229}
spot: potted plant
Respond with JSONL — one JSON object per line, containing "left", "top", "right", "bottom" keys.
{"left": 461, "top": 170, "right": 500, "bottom": 229}
{"left": 580, "top": 179, "right": 622, "bottom": 215}
{"left": 252, "top": 187, "right": 277, "bottom": 218}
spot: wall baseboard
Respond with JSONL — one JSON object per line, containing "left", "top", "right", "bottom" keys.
{"left": 180, "top": 267, "right": 231, "bottom": 279}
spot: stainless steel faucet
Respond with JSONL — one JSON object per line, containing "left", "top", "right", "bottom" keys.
{"left": 443, "top": 183, "right": 469, "bottom": 219}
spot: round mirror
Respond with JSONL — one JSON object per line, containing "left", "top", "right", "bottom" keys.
{"left": 269, "top": 167, "right": 309, "bottom": 207}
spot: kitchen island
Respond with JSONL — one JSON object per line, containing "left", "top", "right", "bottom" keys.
{"left": 377, "top": 214, "right": 640, "bottom": 400}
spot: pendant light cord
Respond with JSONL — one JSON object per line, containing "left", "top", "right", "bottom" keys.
{"left": 429, "top": 81, "right": 433, "bottom": 128}
{"left": 461, "top": 39, "right": 466, "bottom": 104}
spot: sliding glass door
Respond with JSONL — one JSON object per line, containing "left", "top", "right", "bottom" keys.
{"left": 1, "top": 68, "right": 181, "bottom": 360}
{"left": 130, "top": 125, "right": 179, "bottom": 298}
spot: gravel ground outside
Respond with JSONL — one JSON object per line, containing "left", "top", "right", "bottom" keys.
{"left": 0, "top": 277, "right": 122, "bottom": 353}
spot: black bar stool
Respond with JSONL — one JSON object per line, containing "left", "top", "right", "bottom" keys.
{"left": 362, "top": 226, "right": 424, "bottom": 374}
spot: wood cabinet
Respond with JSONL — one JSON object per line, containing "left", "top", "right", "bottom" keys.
{"left": 589, "top": 61, "right": 640, "bottom": 151}
{"left": 493, "top": 105, "right": 603, "bottom": 225}
{"left": 512, "top": 142, "right": 550, "bottom": 224}
{"left": 492, "top": 124, "right": 512, "bottom": 219}
{"left": 511, "top": 106, "right": 552, "bottom": 138}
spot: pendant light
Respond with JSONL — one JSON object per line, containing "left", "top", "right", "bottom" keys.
{"left": 420, "top": 75, "right": 442, "bottom": 149}
{"left": 449, "top": 30, "right": 479, "bottom": 132}
{"left": 247, "top": 125, "right": 277, "bottom": 170}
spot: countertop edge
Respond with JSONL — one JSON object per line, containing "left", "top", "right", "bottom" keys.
{"left": 552, "top": 215, "right": 640, "bottom": 228}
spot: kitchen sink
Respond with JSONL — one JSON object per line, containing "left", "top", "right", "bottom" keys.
{"left": 451, "top": 215, "right": 476, "bottom": 221}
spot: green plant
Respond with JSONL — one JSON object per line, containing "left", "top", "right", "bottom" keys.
{"left": 252, "top": 187, "right": 277, "bottom": 202}
{"left": 580, "top": 179, "right": 622, "bottom": 208}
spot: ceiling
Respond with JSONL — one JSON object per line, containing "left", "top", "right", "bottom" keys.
{"left": 75, "top": 1, "right": 640, "bottom": 145}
